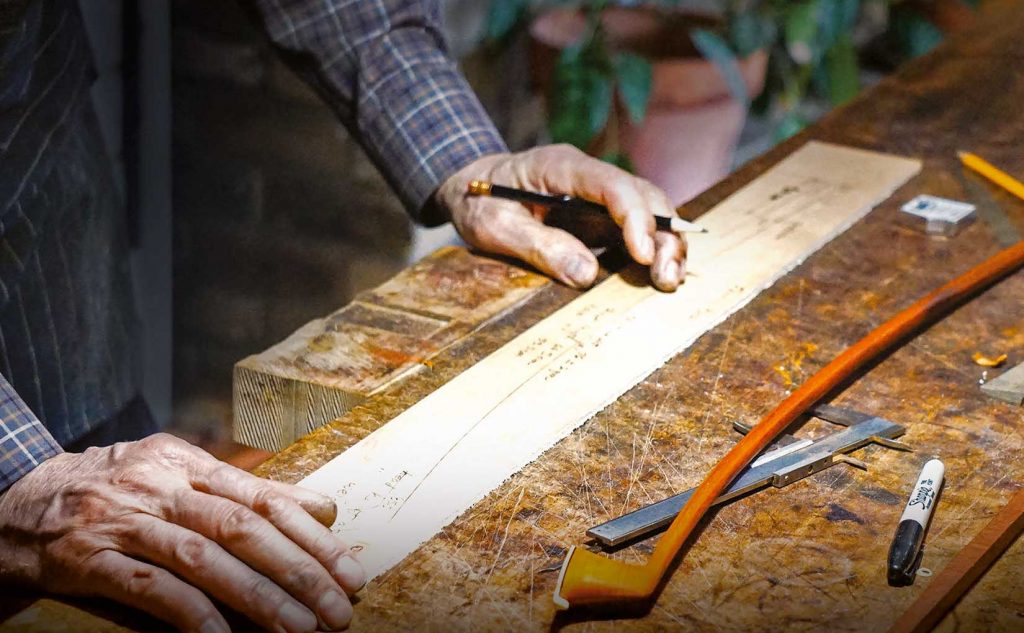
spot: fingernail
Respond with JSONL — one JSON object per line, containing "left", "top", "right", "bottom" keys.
{"left": 199, "top": 618, "right": 229, "bottom": 633}
{"left": 642, "top": 236, "right": 656, "bottom": 263}
{"left": 567, "top": 256, "right": 596, "bottom": 287}
{"left": 278, "top": 602, "right": 316, "bottom": 633}
{"left": 662, "top": 260, "right": 680, "bottom": 289}
{"left": 318, "top": 591, "right": 353, "bottom": 630}
{"left": 335, "top": 554, "right": 366, "bottom": 593}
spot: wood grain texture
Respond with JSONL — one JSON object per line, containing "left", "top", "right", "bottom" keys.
{"left": 232, "top": 247, "right": 550, "bottom": 450}
{"left": 297, "top": 142, "right": 921, "bottom": 583}
{"left": 888, "top": 490, "right": 1024, "bottom": 633}
{"left": 250, "top": 5, "right": 1024, "bottom": 629}
{"left": 5, "top": 1, "right": 1024, "bottom": 631}
{"left": 555, "top": 239, "right": 1024, "bottom": 608}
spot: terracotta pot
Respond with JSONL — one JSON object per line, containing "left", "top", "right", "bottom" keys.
{"left": 531, "top": 7, "right": 768, "bottom": 204}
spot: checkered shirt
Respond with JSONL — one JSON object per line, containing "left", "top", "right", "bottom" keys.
{"left": 0, "top": 374, "right": 62, "bottom": 491}
{"left": 253, "top": 0, "right": 509, "bottom": 221}
{"left": 0, "top": 0, "right": 508, "bottom": 492}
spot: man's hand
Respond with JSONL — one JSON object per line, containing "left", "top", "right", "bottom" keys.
{"left": 435, "top": 145, "right": 687, "bottom": 291}
{"left": 0, "top": 434, "right": 364, "bottom": 633}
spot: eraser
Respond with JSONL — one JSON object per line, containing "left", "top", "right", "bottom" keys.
{"left": 900, "top": 195, "right": 976, "bottom": 237}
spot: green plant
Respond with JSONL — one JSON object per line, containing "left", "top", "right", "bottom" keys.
{"left": 485, "top": 0, "right": 974, "bottom": 158}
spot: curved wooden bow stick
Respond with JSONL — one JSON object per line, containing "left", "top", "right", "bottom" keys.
{"left": 554, "top": 239, "right": 1024, "bottom": 609}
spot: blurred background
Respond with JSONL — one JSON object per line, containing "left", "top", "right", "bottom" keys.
{"left": 77, "top": 0, "right": 982, "bottom": 459}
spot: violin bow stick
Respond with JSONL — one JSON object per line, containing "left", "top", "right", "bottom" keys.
{"left": 554, "top": 239, "right": 1024, "bottom": 610}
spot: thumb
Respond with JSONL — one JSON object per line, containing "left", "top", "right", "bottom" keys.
{"left": 462, "top": 201, "right": 599, "bottom": 288}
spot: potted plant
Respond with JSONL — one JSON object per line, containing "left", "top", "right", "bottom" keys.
{"left": 526, "top": 2, "right": 770, "bottom": 204}
{"left": 485, "top": 0, "right": 974, "bottom": 204}
{"left": 494, "top": 0, "right": 771, "bottom": 203}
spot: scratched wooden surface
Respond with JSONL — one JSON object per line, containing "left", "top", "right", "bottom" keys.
{"left": 3, "top": 2, "right": 1024, "bottom": 632}
{"left": 253, "top": 4, "right": 1024, "bottom": 631}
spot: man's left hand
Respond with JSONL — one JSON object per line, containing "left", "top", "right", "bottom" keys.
{"left": 434, "top": 145, "right": 687, "bottom": 292}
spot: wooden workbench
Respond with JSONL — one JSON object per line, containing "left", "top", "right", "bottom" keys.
{"left": 5, "top": 2, "right": 1024, "bottom": 632}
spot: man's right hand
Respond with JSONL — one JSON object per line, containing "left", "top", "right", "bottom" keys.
{"left": 0, "top": 434, "right": 364, "bottom": 632}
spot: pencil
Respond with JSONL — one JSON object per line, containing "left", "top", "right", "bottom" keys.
{"left": 958, "top": 151, "right": 1024, "bottom": 203}
{"left": 467, "top": 180, "right": 707, "bottom": 234}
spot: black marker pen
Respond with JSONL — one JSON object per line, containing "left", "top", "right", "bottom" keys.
{"left": 888, "top": 458, "right": 944, "bottom": 586}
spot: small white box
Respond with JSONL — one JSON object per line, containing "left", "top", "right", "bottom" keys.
{"left": 900, "top": 195, "right": 976, "bottom": 236}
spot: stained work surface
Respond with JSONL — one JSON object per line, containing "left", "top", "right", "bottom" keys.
{"left": 256, "top": 5, "right": 1024, "bottom": 630}
{"left": 4, "top": 3, "right": 1024, "bottom": 633}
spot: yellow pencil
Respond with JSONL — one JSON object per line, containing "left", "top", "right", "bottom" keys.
{"left": 958, "top": 151, "right": 1024, "bottom": 203}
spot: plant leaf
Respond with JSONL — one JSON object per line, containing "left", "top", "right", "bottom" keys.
{"left": 601, "top": 151, "right": 634, "bottom": 172}
{"left": 894, "top": 10, "right": 944, "bottom": 58}
{"left": 729, "top": 11, "right": 775, "bottom": 58}
{"left": 775, "top": 110, "right": 807, "bottom": 141}
{"left": 549, "top": 45, "right": 613, "bottom": 149}
{"left": 784, "top": 0, "right": 820, "bottom": 65}
{"left": 825, "top": 32, "right": 859, "bottom": 105}
{"left": 837, "top": 0, "right": 861, "bottom": 32}
{"left": 613, "top": 53, "right": 652, "bottom": 124}
{"left": 485, "top": 0, "right": 527, "bottom": 42}
{"left": 691, "top": 28, "right": 749, "bottom": 105}
{"left": 816, "top": 0, "right": 861, "bottom": 53}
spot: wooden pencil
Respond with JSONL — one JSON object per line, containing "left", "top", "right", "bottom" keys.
{"left": 958, "top": 151, "right": 1024, "bottom": 203}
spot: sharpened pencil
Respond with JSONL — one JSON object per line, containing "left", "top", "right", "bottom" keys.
{"left": 467, "top": 180, "right": 707, "bottom": 234}
{"left": 958, "top": 151, "right": 1024, "bottom": 203}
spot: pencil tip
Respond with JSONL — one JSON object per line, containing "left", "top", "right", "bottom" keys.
{"left": 700, "top": 227, "right": 708, "bottom": 234}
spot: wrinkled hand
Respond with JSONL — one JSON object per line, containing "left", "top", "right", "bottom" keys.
{"left": 0, "top": 434, "right": 364, "bottom": 633}
{"left": 435, "top": 145, "right": 687, "bottom": 291}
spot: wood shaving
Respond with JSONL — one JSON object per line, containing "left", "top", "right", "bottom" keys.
{"left": 973, "top": 352, "right": 1008, "bottom": 368}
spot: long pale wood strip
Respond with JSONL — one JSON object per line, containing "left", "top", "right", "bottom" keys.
{"left": 888, "top": 489, "right": 1024, "bottom": 633}
{"left": 298, "top": 142, "right": 921, "bottom": 579}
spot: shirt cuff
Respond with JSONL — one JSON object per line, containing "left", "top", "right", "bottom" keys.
{"left": 355, "top": 29, "right": 508, "bottom": 224}
{"left": 0, "top": 378, "right": 63, "bottom": 493}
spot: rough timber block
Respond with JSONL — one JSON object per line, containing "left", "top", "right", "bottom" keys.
{"left": 232, "top": 247, "right": 550, "bottom": 451}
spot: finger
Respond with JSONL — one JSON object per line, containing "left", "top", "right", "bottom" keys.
{"left": 464, "top": 201, "right": 599, "bottom": 288}
{"left": 168, "top": 489, "right": 356, "bottom": 629}
{"left": 577, "top": 169, "right": 656, "bottom": 266}
{"left": 168, "top": 487, "right": 358, "bottom": 628}
{"left": 84, "top": 549, "right": 228, "bottom": 633}
{"left": 264, "top": 480, "right": 338, "bottom": 528}
{"left": 640, "top": 184, "right": 686, "bottom": 291}
{"left": 188, "top": 467, "right": 365, "bottom": 594}
{"left": 124, "top": 514, "right": 323, "bottom": 633}
{"left": 650, "top": 231, "right": 685, "bottom": 292}
{"left": 527, "top": 146, "right": 656, "bottom": 265}
{"left": 192, "top": 462, "right": 368, "bottom": 589}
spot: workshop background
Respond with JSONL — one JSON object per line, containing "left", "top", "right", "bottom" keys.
{"left": 79, "top": 0, "right": 982, "bottom": 459}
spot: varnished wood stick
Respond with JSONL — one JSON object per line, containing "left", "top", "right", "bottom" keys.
{"left": 887, "top": 489, "right": 1024, "bottom": 633}
{"left": 555, "top": 239, "right": 1024, "bottom": 609}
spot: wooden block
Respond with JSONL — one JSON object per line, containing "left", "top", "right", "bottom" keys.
{"left": 232, "top": 247, "right": 550, "bottom": 451}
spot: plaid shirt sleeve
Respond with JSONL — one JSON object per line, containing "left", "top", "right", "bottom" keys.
{"left": 0, "top": 373, "right": 62, "bottom": 493}
{"left": 251, "top": 0, "right": 509, "bottom": 223}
